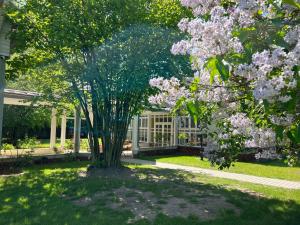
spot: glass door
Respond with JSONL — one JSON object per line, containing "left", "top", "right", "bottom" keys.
{"left": 154, "top": 122, "right": 173, "bottom": 146}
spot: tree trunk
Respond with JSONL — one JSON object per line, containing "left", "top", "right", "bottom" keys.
{"left": 99, "top": 104, "right": 130, "bottom": 167}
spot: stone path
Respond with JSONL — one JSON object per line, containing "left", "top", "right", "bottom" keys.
{"left": 122, "top": 158, "right": 300, "bottom": 190}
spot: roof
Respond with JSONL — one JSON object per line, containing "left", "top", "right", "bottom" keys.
{"left": 4, "top": 88, "right": 41, "bottom": 99}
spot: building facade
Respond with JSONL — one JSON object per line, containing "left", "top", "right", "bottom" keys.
{"left": 127, "top": 111, "right": 207, "bottom": 151}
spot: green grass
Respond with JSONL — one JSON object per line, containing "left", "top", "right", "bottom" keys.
{"left": 2, "top": 139, "right": 91, "bottom": 150}
{"left": 34, "top": 139, "right": 61, "bottom": 148}
{"left": 0, "top": 161, "right": 300, "bottom": 225}
{"left": 35, "top": 139, "right": 90, "bottom": 150}
{"left": 139, "top": 155, "right": 300, "bottom": 181}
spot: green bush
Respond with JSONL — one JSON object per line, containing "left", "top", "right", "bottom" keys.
{"left": 81, "top": 139, "right": 90, "bottom": 151}
{"left": 178, "top": 133, "right": 188, "bottom": 140}
{"left": 1, "top": 143, "right": 15, "bottom": 150}
{"left": 17, "top": 137, "right": 39, "bottom": 150}
{"left": 65, "top": 139, "right": 74, "bottom": 150}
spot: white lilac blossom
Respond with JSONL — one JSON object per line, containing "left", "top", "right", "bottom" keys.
{"left": 226, "top": 113, "right": 276, "bottom": 149}
{"left": 278, "top": 95, "right": 292, "bottom": 103}
{"left": 177, "top": 18, "right": 190, "bottom": 32}
{"left": 236, "top": 45, "right": 298, "bottom": 102}
{"left": 149, "top": 77, "right": 190, "bottom": 109}
{"left": 172, "top": 10, "right": 243, "bottom": 67}
{"left": 255, "top": 148, "right": 279, "bottom": 160}
{"left": 170, "top": 40, "right": 191, "bottom": 55}
{"left": 269, "top": 114, "right": 295, "bottom": 126}
{"left": 284, "top": 25, "right": 300, "bottom": 45}
{"left": 205, "top": 112, "right": 276, "bottom": 152}
{"left": 180, "top": 0, "right": 221, "bottom": 16}
{"left": 195, "top": 69, "right": 233, "bottom": 102}
{"left": 228, "top": 113, "right": 253, "bottom": 135}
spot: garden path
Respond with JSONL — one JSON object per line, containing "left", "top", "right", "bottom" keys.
{"left": 122, "top": 158, "right": 300, "bottom": 189}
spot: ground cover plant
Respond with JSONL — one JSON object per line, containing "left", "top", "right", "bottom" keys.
{"left": 0, "top": 161, "right": 300, "bottom": 225}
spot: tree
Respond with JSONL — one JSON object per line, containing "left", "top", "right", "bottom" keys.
{"left": 149, "top": 0, "right": 300, "bottom": 167}
{"left": 2, "top": 105, "right": 51, "bottom": 145}
{"left": 86, "top": 25, "right": 191, "bottom": 166}
{"left": 6, "top": 0, "right": 191, "bottom": 167}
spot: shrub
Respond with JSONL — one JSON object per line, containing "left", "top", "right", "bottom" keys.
{"left": 65, "top": 139, "right": 73, "bottom": 150}
{"left": 1, "top": 143, "right": 15, "bottom": 150}
{"left": 17, "top": 137, "right": 38, "bottom": 150}
{"left": 81, "top": 139, "right": 90, "bottom": 151}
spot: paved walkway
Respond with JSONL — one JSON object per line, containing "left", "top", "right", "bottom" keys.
{"left": 122, "top": 158, "right": 300, "bottom": 190}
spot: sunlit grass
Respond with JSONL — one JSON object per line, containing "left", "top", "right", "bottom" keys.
{"left": 0, "top": 161, "right": 299, "bottom": 225}
{"left": 139, "top": 155, "right": 300, "bottom": 181}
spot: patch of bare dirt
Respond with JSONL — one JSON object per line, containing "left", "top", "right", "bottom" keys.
{"left": 72, "top": 186, "right": 239, "bottom": 223}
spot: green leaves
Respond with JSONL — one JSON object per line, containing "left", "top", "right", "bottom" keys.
{"left": 190, "top": 77, "right": 199, "bottom": 92}
{"left": 205, "top": 56, "right": 230, "bottom": 84}
{"left": 205, "top": 57, "right": 220, "bottom": 84}
{"left": 287, "top": 123, "right": 300, "bottom": 144}
{"left": 186, "top": 101, "right": 199, "bottom": 123}
{"left": 283, "top": 0, "right": 300, "bottom": 9}
{"left": 275, "top": 125, "right": 284, "bottom": 140}
{"left": 216, "top": 56, "right": 230, "bottom": 81}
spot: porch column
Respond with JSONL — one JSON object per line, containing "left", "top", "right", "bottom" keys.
{"left": 174, "top": 116, "right": 179, "bottom": 146}
{"left": 60, "top": 110, "right": 67, "bottom": 149}
{"left": 73, "top": 106, "right": 81, "bottom": 153}
{"left": 132, "top": 115, "right": 140, "bottom": 156}
{"left": 50, "top": 108, "right": 57, "bottom": 149}
{"left": 147, "top": 114, "right": 151, "bottom": 144}
{"left": 0, "top": 57, "right": 5, "bottom": 148}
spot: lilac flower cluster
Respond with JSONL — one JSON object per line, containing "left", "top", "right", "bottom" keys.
{"left": 227, "top": 113, "right": 276, "bottom": 148}
{"left": 171, "top": 6, "right": 244, "bottom": 68}
{"left": 180, "top": 0, "right": 220, "bottom": 16}
{"left": 235, "top": 45, "right": 298, "bottom": 104}
{"left": 149, "top": 77, "right": 190, "bottom": 110}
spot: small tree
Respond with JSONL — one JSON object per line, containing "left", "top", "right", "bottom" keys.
{"left": 81, "top": 25, "right": 190, "bottom": 166}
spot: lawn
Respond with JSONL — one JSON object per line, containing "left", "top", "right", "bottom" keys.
{"left": 139, "top": 155, "right": 300, "bottom": 181}
{"left": 34, "top": 139, "right": 91, "bottom": 150}
{"left": 0, "top": 161, "right": 300, "bottom": 225}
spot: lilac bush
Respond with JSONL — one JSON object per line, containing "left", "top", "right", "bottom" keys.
{"left": 149, "top": 0, "right": 300, "bottom": 167}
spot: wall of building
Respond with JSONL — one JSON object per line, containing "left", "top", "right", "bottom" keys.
{"left": 127, "top": 111, "right": 207, "bottom": 150}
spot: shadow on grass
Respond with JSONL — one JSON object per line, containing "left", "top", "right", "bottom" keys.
{"left": 0, "top": 161, "right": 299, "bottom": 225}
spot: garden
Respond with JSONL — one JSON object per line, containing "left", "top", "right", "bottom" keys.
{"left": 0, "top": 0, "right": 300, "bottom": 224}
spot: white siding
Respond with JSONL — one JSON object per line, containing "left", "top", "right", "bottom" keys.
{"left": 0, "top": 9, "right": 11, "bottom": 56}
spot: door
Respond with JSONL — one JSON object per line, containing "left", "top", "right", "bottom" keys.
{"left": 154, "top": 122, "right": 173, "bottom": 146}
